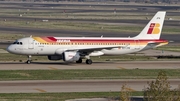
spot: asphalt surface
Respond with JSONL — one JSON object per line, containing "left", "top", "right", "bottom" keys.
{"left": 0, "top": 61, "right": 180, "bottom": 70}
{"left": 0, "top": 60, "right": 179, "bottom": 93}
{"left": 1, "top": 2, "right": 180, "bottom": 11}
{"left": 0, "top": 79, "right": 179, "bottom": 93}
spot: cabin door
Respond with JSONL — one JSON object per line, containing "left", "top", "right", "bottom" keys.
{"left": 28, "top": 38, "right": 34, "bottom": 49}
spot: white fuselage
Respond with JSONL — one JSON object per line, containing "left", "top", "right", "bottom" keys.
{"left": 7, "top": 37, "right": 167, "bottom": 56}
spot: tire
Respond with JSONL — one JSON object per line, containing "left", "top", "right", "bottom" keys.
{"left": 86, "top": 59, "right": 92, "bottom": 64}
{"left": 26, "top": 60, "right": 31, "bottom": 64}
{"left": 76, "top": 58, "right": 82, "bottom": 63}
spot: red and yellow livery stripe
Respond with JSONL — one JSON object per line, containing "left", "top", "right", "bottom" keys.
{"left": 32, "top": 37, "right": 168, "bottom": 46}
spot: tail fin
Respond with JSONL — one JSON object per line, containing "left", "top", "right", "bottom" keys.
{"left": 134, "top": 11, "right": 166, "bottom": 39}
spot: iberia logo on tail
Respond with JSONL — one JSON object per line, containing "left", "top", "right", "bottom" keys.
{"left": 147, "top": 23, "right": 160, "bottom": 34}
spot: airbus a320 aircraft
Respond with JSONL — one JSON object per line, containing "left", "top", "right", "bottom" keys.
{"left": 7, "top": 11, "right": 168, "bottom": 64}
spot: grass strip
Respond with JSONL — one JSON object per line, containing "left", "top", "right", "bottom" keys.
{"left": 0, "top": 92, "right": 143, "bottom": 101}
{"left": 0, "top": 21, "right": 144, "bottom": 33}
{"left": 0, "top": 69, "right": 179, "bottom": 80}
{"left": 0, "top": 20, "right": 180, "bottom": 34}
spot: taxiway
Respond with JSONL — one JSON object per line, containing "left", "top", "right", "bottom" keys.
{"left": 0, "top": 61, "right": 179, "bottom": 70}
{"left": 0, "top": 79, "right": 179, "bottom": 93}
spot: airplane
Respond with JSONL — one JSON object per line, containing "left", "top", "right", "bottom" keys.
{"left": 7, "top": 11, "right": 168, "bottom": 65}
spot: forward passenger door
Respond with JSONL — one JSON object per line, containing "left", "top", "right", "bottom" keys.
{"left": 28, "top": 38, "right": 34, "bottom": 49}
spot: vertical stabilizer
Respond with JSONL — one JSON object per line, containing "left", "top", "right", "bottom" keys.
{"left": 134, "top": 11, "right": 166, "bottom": 39}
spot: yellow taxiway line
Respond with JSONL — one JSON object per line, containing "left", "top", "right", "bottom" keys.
{"left": 34, "top": 88, "right": 47, "bottom": 93}
{"left": 48, "top": 67, "right": 58, "bottom": 70}
{"left": 117, "top": 66, "right": 126, "bottom": 69}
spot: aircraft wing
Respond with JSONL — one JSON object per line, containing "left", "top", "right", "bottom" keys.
{"left": 67, "top": 46, "right": 121, "bottom": 53}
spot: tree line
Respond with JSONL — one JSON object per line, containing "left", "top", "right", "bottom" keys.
{"left": 120, "top": 71, "right": 180, "bottom": 101}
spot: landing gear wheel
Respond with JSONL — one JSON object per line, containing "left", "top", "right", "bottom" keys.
{"left": 76, "top": 58, "right": 82, "bottom": 63}
{"left": 26, "top": 60, "right": 31, "bottom": 64}
{"left": 86, "top": 59, "right": 92, "bottom": 65}
{"left": 26, "top": 55, "right": 32, "bottom": 64}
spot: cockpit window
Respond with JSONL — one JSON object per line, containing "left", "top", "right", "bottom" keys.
{"left": 13, "top": 42, "right": 17, "bottom": 44}
{"left": 13, "top": 42, "right": 23, "bottom": 45}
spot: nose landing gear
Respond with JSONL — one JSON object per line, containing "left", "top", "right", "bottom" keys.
{"left": 26, "top": 55, "right": 32, "bottom": 64}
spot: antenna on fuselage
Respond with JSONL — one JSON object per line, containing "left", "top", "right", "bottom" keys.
{"left": 101, "top": 35, "right": 103, "bottom": 38}
{"left": 30, "top": 35, "right": 32, "bottom": 38}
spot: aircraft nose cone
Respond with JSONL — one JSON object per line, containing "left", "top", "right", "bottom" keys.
{"left": 6, "top": 45, "right": 13, "bottom": 53}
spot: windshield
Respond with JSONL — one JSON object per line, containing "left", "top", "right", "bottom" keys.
{"left": 13, "top": 41, "right": 23, "bottom": 45}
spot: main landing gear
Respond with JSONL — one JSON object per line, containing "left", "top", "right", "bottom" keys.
{"left": 76, "top": 58, "right": 92, "bottom": 64}
{"left": 86, "top": 59, "right": 92, "bottom": 65}
{"left": 85, "top": 56, "right": 92, "bottom": 65}
{"left": 76, "top": 58, "right": 82, "bottom": 63}
{"left": 76, "top": 57, "right": 93, "bottom": 65}
{"left": 26, "top": 55, "right": 32, "bottom": 64}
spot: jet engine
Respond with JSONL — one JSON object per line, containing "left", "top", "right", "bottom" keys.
{"left": 62, "top": 51, "right": 80, "bottom": 62}
{"left": 48, "top": 55, "right": 62, "bottom": 60}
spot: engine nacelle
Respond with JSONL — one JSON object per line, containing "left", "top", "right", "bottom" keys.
{"left": 62, "top": 51, "right": 80, "bottom": 62}
{"left": 89, "top": 51, "right": 104, "bottom": 56}
{"left": 48, "top": 55, "right": 62, "bottom": 60}
{"left": 55, "top": 48, "right": 67, "bottom": 55}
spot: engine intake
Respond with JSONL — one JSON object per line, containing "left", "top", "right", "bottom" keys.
{"left": 48, "top": 55, "right": 62, "bottom": 60}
